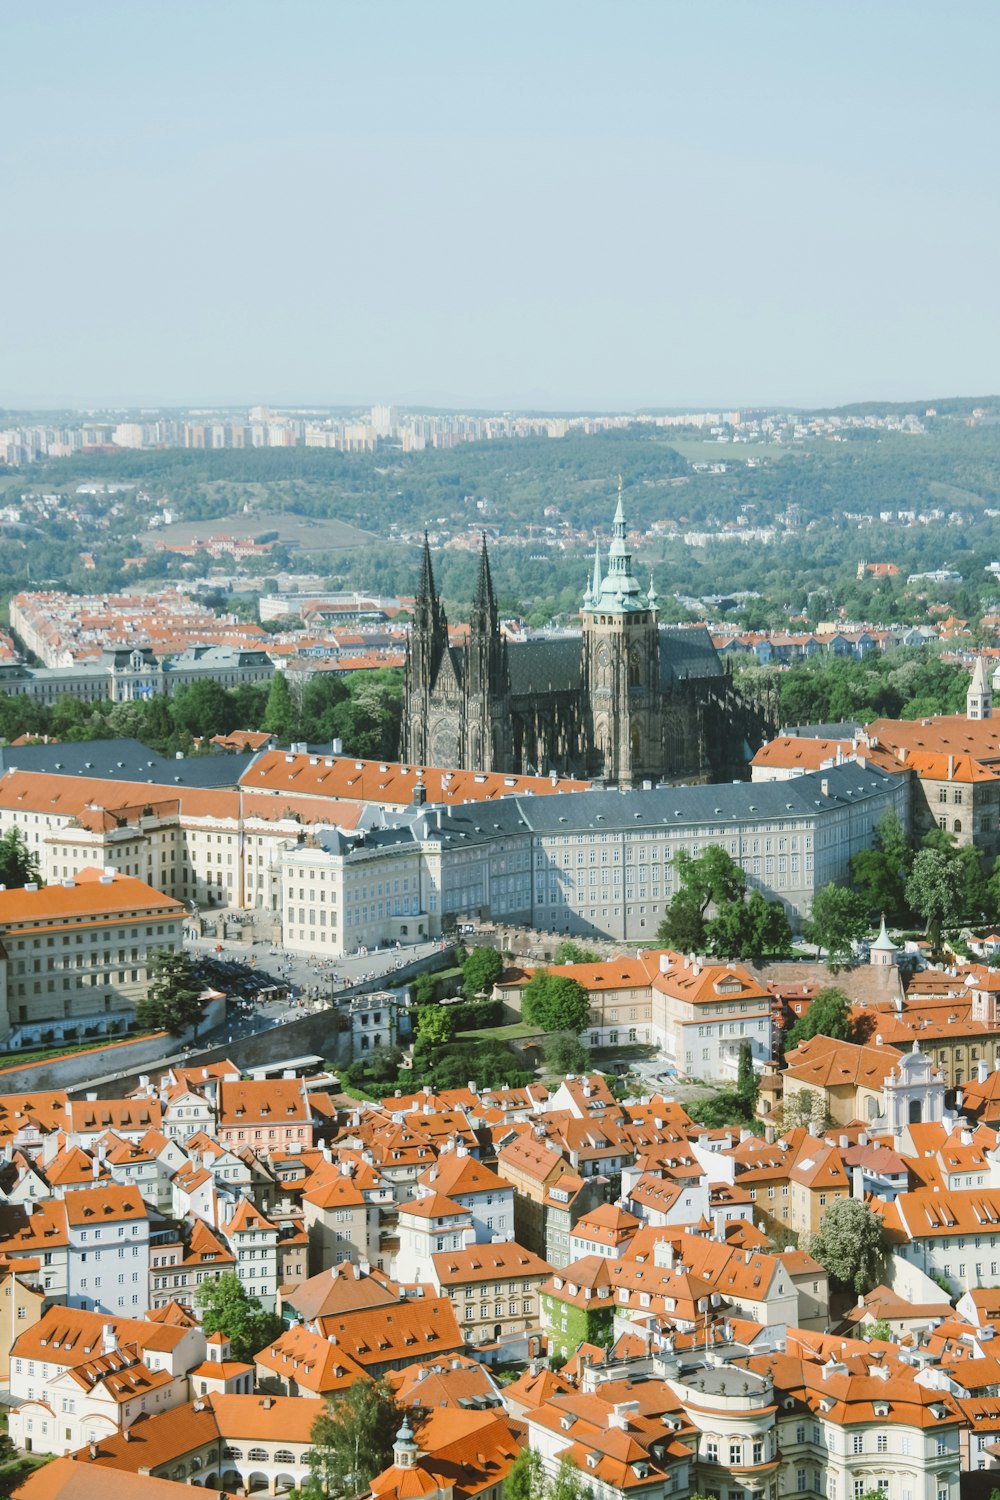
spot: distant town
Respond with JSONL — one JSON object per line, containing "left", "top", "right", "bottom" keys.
{"left": 0, "top": 399, "right": 960, "bottom": 466}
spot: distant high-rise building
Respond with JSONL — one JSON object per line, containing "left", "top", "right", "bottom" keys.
{"left": 370, "top": 404, "right": 399, "bottom": 438}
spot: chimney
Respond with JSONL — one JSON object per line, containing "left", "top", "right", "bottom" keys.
{"left": 820, "top": 778, "right": 829, "bottom": 798}
{"left": 948, "top": 754, "right": 955, "bottom": 781}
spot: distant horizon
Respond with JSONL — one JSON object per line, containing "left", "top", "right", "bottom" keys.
{"left": 2, "top": 390, "right": 997, "bottom": 420}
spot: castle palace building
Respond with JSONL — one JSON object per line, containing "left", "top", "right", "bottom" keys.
{"left": 402, "top": 486, "right": 770, "bottom": 785}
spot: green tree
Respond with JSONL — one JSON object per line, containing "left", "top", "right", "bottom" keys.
{"left": 906, "top": 847, "right": 964, "bottom": 944}
{"left": 522, "top": 971, "right": 592, "bottom": 1033}
{"left": 543, "top": 1030, "right": 591, "bottom": 1074}
{"left": 0, "top": 826, "right": 41, "bottom": 889}
{"left": 553, "top": 940, "right": 601, "bottom": 964}
{"left": 810, "top": 1198, "right": 886, "bottom": 1296}
{"left": 135, "top": 948, "right": 205, "bottom": 1036}
{"left": 784, "top": 986, "right": 851, "bottom": 1052}
{"left": 304, "top": 1377, "right": 401, "bottom": 1498}
{"left": 657, "top": 846, "right": 748, "bottom": 951}
{"left": 550, "top": 1459, "right": 587, "bottom": 1500}
{"left": 705, "top": 887, "right": 793, "bottom": 964}
{"left": 415, "top": 1007, "right": 455, "bottom": 1046}
{"left": 195, "top": 1272, "right": 282, "bottom": 1363}
{"left": 956, "top": 844, "right": 989, "bottom": 923}
{"left": 850, "top": 809, "right": 913, "bottom": 922}
{"left": 804, "top": 884, "right": 869, "bottom": 965}
{"left": 505, "top": 1448, "right": 546, "bottom": 1500}
{"left": 736, "top": 1039, "right": 758, "bottom": 1107}
{"left": 168, "top": 678, "right": 234, "bottom": 739}
{"left": 410, "top": 972, "right": 438, "bottom": 1005}
{"left": 686, "top": 1090, "right": 755, "bottom": 1128}
{"left": 462, "top": 945, "right": 504, "bottom": 1000}
{"left": 262, "top": 671, "right": 298, "bottom": 743}
{"left": 863, "top": 1318, "right": 895, "bottom": 1342}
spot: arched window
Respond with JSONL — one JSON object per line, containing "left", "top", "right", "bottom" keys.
{"left": 954, "top": 819, "right": 962, "bottom": 833}
{"left": 274, "top": 1451, "right": 295, "bottom": 1465}
{"left": 248, "top": 1449, "right": 268, "bottom": 1464}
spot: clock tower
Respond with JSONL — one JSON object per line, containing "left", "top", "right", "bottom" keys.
{"left": 580, "top": 479, "right": 661, "bottom": 785}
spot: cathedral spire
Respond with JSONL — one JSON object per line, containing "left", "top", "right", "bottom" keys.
{"left": 417, "top": 531, "right": 436, "bottom": 603}
{"left": 614, "top": 472, "right": 625, "bottom": 527}
{"left": 473, "top": 533, "right": 496, "bottom": 615}
{"left": 591, "top": 543, "right": 601, "bottom": 601}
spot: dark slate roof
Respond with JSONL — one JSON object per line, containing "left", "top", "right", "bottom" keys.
{"left": 513, "top": 763, "right": 904, "bottom": 835}
{"left": 362, "top": 762, "right": 907, "bottom": 853}
{"left": 0, "top": 738, "right": 257, "bottom": 787}
{"left": 508, "top": 637, "right": 581, "bottom": 695}
{"left": 659, "top": 626, "right": 724, "bottom": 686}
{"left": 505, "top": 627, "right": 723, "bottom": 697}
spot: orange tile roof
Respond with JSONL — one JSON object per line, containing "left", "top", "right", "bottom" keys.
{"left": 752, "top": 737, "right": 854, "bottom": 770}
{"left": 431, "top": 1241, "right": 551, "bottom": 1285}
{"left": 241, "top": 750, "right": 590, "bottom": 806}
{"left": 63, "top": 1184, "right": 147, "bottom": 1226}
{"left": 0, "top": 869, "right": 182, "bottom": 926}
{"left": 783, "top": 1034, "right": 896, "bottom": 1090}
{"left": 217, "top": 1078, "right": 310, "bottom": 1127}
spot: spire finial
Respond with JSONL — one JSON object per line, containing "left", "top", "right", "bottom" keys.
{"left": 473, "top": 532, "right": 495, "bottom": 614}
{"left": 418, "top": 531, "right": 436, "bottom": 601}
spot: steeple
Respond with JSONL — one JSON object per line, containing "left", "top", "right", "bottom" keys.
{"left": 870, "top": 913, "right": 899, "bottom": 967}
{"left": 417, "top": 531, "right": 435, "bottom": 603}
{"left": 472, "top": 533, "right": 496, "bottom": 619}
{"left": 588, "top": 477, "right": 648, "bottom": 613}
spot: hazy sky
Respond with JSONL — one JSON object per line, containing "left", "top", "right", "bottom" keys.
{"left": 3, "top": 1, "right": 998, "bottom": 410}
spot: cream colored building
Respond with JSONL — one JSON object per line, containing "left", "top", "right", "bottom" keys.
{"left": 0, "top": 869, "right": 183, "bottom": 1038}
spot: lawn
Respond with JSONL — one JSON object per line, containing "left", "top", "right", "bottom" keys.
{"left": 461, "top": 1021, "right": 542, "bottom": 1042}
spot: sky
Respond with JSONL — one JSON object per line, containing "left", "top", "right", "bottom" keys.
{"left": 2, "top": 1, "right": 998, "bottom": 411}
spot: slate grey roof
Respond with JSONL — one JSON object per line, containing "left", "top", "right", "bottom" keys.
{"left": 0, "top": 738, "right": 257, "bottom": 787}
{"left": 505, "top": 627, "right": 723, "bottom": 698}
{"left": 164, "top": 646, "right": 273, "bottom": 669}
{"left": 361, "top": 762, "right": 906, "bottom": 853}
{"left": 508, "top": 637, "right": 581, "bottom": 695}
{"left": 659, "top": 626, "right": 724, "bottom": 686}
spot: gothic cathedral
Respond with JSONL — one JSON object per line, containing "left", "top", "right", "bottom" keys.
{"left": 402, "top": 483, "right": 770, "bottom": 785}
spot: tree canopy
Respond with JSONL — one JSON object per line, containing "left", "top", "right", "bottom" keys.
{"left": 784, "top": 986, "right": 852, "bottom": 1052}
{"left": 804, "top": 884, "right": 869, "bottom": 965}
{"left": 305, "top": 1378, "right": 402, "bottom": 1498}
{"left": 194, "top": 1273, "right": 282, "bottom": 1363}
{"left": 461, "top": 946, "right": 504, "bottom": 1001}
{"left": 521, "top": 970, "right": 592, "bottom": 1033}
{"left": 810, "top": 1198, "right": 886, "bottom": 1296}
{"left": 0, "top": 826, "right": 40, "bottom": 889}
{"left": 656, "top": 846, "right": 791, "bottom": 962}
{"left": 134, "top": 948, "right": 204, "bottom": 1036}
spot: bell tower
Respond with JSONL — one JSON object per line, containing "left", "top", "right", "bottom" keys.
{"left": 580, "top": 477, "right": 661, "bottom": 785}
